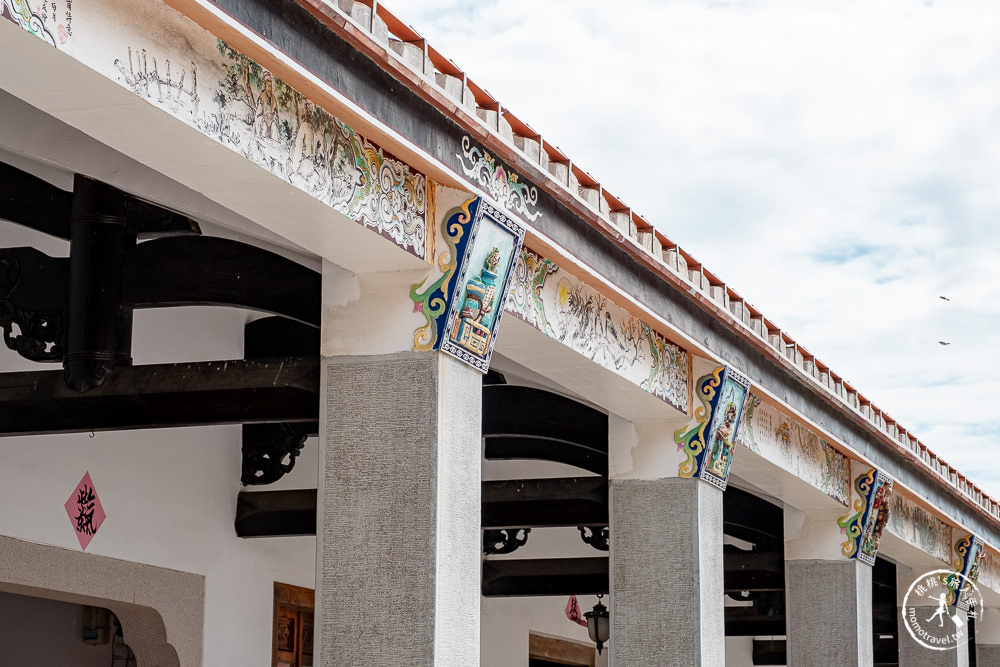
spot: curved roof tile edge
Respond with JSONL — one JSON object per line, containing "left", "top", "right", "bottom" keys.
{"left": 315, "top": 0, "right": 998, "bottom": 523}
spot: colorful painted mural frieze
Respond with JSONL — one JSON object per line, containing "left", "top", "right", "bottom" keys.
{"left": 1, "top": 0, "right": 71, "bottom": 46}
{"left": 735, "top": 399, "right": 850, "bottom": 505}
{"left": 410, "top": 197, "right": 524, "bottom": 371}
{"left": 12, "top": 0, "right": 426, "bottom": 257}
{"left": 837, "top": 468, "right": 894, "bottom": 566}
{"left": 115, "top": 46, "right": 200, "bottom": 117}
{"left": 506, "top": 248, "right": 558, "bottom": 335}
{"left": 458, "top": 136, "right": 541, "bottom": 222}
{"left": 885, "top": 493, "right": 952, "bottom": 564}
{"left": 945, "top": 534, "right": 986, "bottom": 610}
{"left": 504, "top": 246, "right": 690, "bottom": 412}
{"left": 208, "top": 41, "right": 426, "bottom": 257}
{"left": 675, "top": 366, "right": 751, "bottom": 490}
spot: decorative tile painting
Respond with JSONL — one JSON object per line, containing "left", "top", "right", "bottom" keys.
{"left": 411, "top": 197, "right": 524, "bottom": 371}
{"left": 4, "top": 0, "right": 427, "bottom": 258}
{"left": 884, "top": 493, "right": 952, "bottom": 564}
{"left": 504, "top": 247, "right": 690, "bottom": 412}
{"left": 837, "top": 468, "right": 894, "bottom": 566}
{"left": 458, "top": 136, "right": 541, "bottom": 223}
{"left": 736, "top": 398, "right": 850, "bottom": 505}
{"left": 949, "top": 534, "right": 986, "bottom": 610}
{"left": 674, "top": 366, "right": 751, "bottom": 490}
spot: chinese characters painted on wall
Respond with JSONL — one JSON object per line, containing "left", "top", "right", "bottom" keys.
{"left": 63, "top": 471, "right": 106, "bottom": 551}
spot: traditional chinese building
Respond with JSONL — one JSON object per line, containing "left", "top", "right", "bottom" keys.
{"left": 0, "top": 1, "right": 998, "bottom": 666}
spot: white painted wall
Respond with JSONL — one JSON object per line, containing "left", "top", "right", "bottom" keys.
{"left": 0, "top": 222, "right": 318, "bottom": 667}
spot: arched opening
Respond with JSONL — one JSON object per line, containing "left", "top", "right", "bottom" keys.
{"left": 0, "top": 535, "right": 204, "bottom": 667}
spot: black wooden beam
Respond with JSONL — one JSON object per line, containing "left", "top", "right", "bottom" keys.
{"left": 482, "top": 385, "right": 608, "bottom": 452}
{"left": 723, "top": 546, "right": 784, "bottom": 593}
{"left": 0, "top": 355, "right": 319, "bottom": 436}
{"left": 482, "top": 477, "right": 607, "bottom": 528}
{"left": 0, "top": 162, "right": 200, "bottom": 240}
{"left": 482, "top": 385, "right": 608, "bottom": 475}
{"left": 723, "top": 485, "right": 783, "bottom": 549}
{"left": 752, "top": 639, "right": 787, "bottom": 666}
{"left": 124, "top": 236, "right": 320, "bottom": 327}
{"left": 64, "top": 175, "right": 134, "bottom": 392}
{"left": 484, "top": 437, "right": 608, "bottom": 477}
{"left": 0, "top": 247, "right": 69, "bottom": 362}
{"left": 725, "top": 605, "right": 786, "bottom": 637}
{"left": 236, "top": 489, "right": 317, "bottom": 537}
{"left": 482, "top": 557, "right": 609, "bottom": 597}
{"left": 245, "top": 317, "right": 320, "bottom": 358}
{"left": 0, "top": 162, "right": 72, "bottom": 239}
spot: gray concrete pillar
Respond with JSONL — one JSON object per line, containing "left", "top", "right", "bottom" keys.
{"left": 897, "top": 605, "right": 969, "bottom": 666}
{"left": 609, "top": 478, "right": 724, "bottom": 666}
{"left": 897, "top": 566, "right": 969, "bottom": 667}
{"left": 317, "top": 352, "right": 481, "bottom": 666}
{"left": 979, "top": 646, "right": 1000, "bottom": 666}
{"left": 785, "top": 559, "right": 873, "bottom": 666}
{"left": 976, "top": 608, "right": 1000, "bottom": 666}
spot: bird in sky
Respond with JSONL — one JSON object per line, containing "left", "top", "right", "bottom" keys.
{"left": 939, "top": 341, "right": 950, "bottom": 346}
{"left": 940, "top": 296, "right": 950, "bottom": 301}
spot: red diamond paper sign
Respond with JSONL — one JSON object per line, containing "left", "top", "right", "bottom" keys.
{"left": 64, "top": 472, "right": 106, "bottom": 551}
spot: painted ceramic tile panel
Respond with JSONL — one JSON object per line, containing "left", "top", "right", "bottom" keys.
{"left": 674, "top": 366, "right": 751, "bottom": 490}
{"left": 504, "top": 247, "right": 690, "bottom": 412}
{"left": 837, "top": 467, "right": 894, "bottom": 566}
{"left": 411, "top": 197, "right": 524, "bottom": 372}
{"left": 949, "top": 534, "right": 985, "bottom": 610}
{"left": 3, "top": 0, "right": 427, "bottom": 258}
{"left": 458, "top": 137, "right": 541, "bottom": 223}
{"left": 884, "top": 493, "right": 952, "bottom": 564}
{"left": 736, "top": 398, "right": 850, "bottom": 505}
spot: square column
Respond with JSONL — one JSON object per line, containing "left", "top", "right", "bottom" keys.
{"left": 610, "top": 477, "right": 724, "bottom": 665}
{"left": 897, "top": 609, "right": 969, "bottom": 666}
{"left": 897, "top": 567, "right": 969, "bottom": 666}
{"left": 317, "top": 352, "right": 481, "bottom": 666}
{"left": 976, "top": 608, "right": 1000, "bottom": 666}
{"left": 785, "top": 559, "right": 873, "bottom": 665}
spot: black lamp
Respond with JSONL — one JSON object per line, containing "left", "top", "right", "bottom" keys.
{"left": 584, "top": 593, "right": 610, "bottom": 654}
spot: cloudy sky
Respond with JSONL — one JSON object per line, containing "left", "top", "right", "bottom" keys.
{"left": 391, "top": 1, "right": 1000, "bottom": 496}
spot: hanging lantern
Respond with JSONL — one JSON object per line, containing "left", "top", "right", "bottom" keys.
{"left": 583, "top": 594, "right": 610, "bottom": 655}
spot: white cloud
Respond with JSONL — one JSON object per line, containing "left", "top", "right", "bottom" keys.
{"left": 390, "top": 0, "right": 1000, "bottom": 496}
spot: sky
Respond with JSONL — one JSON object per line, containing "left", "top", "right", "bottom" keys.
{"left": 389, "top": 0, "right": 1000, "bottom": 497}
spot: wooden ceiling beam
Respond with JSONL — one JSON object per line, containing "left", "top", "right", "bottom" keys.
{"left": 482, "top": 477, "right": 607, "bottom": 528}
{"left": 482, "top": 557, "right": 609, "bottom": 597}
{"left": 236, "top": 488, "right": 317, "bottom": 538}
{"left": 0, "top": 355, "right": 319, "bottom": 436}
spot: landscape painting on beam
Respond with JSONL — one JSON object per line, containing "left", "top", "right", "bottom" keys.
{"left": 885, "top": 493, "right": 952, "bottom": 564}
{"left": 736, "top": 399, "right": 850, "bottom": 506}
{"left": 504, "top": 247, "right": 690, "bottom": 413}
{"left": 3, "top": 0, "right": 427, "bottom": 258}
